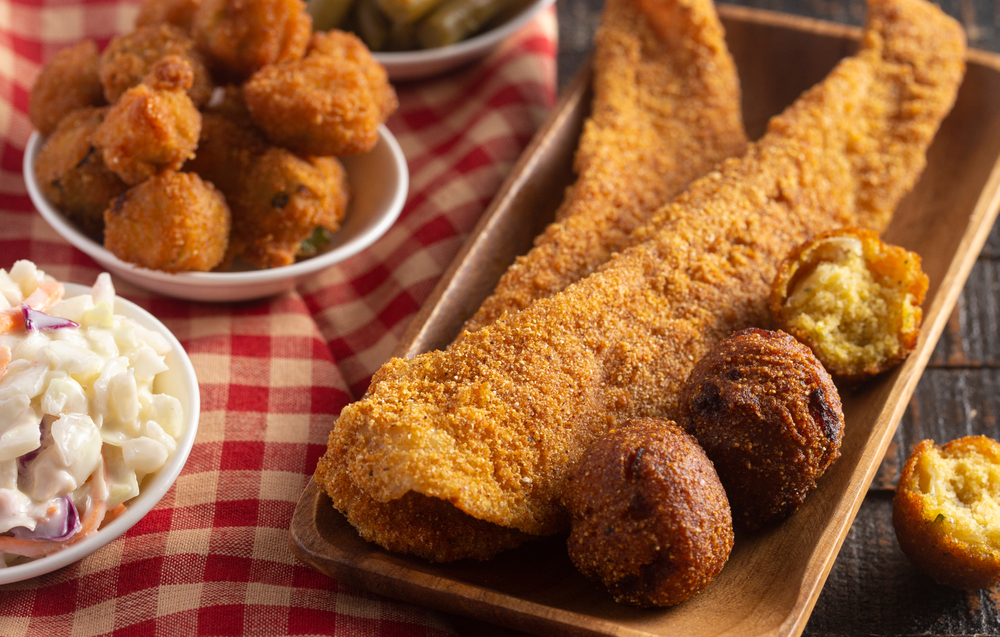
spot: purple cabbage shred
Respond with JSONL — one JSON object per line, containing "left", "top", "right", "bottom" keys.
{"left": 9, "top": 496, "right": 81, "bottom": 542}
{"left": 20, "top": 304, "right": 78, "bottom": 331}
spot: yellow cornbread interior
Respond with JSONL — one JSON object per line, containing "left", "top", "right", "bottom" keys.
{"left": 911, "top": 445, "right": 1000, "bottom": 550}
{"left": 784, "top": 246, "right": 919, "bottom": 372}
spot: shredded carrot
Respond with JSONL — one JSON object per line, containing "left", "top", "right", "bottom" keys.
{"left": 0, "top": 460, "right": 109, "bottom": 559}
{"left": 0, "top": 280, "right": 65, "bottom": 335}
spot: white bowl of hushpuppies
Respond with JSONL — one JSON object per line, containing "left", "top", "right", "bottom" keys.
{"left": 24, "top": 0, "right": 408, "bottom": 302}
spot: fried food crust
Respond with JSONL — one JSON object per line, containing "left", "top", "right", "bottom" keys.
{"left": 243, "top": 30, "right": 398, "bottom": 156}
{"left": 136, "top": 0, "right": 202, "bottom": 32}
{"left": 192, "top": 0, "right": 311, "bottom": 82}
{"left": 184, "top": 109, "right": 268, "bottom": 197}
{"left": 230, "top": 148, "right": 350, "bottom": 268}
{"left": 770, "top": 227, "right": 928, "bottom": 382}
{"left": 99, "top": 24, "right": 213, "bottom": 106}
{"left": 104, "top": 171, "right": 230, "bottom": 272}
{"left": 893, "top": 436, "right": 1000, "bottom": 590}
{"left": 315, "top": 450, "right": 532, "bottom": 562}
{"left": 93, "top": 56, "right": 202, "bottom": 185}
{"left": 678, "top": 328, "right": 844, "bottom": 530}
{"left": 34, "top": 107, "right": 128, "bottom": 236}
{"left": 316, "top": 0, "right": 741, "bottom": 561}
{"left": 461, "top": 0, "right": 747, "bottom": 333}
{"left": 29, "top": 41, "right": 105, "bottom": 137}
{"left": 321, "top": 0, "right": 964, "bottom": 548}
{"left": 561, "top": 418, "right": 733, "bottom": 607}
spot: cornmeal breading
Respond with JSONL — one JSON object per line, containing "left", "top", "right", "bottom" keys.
{"left": 318, "top": 0, "right": 965, "bottom": 551}
{"left": 317, "top": 0, "right": 745, "bottom": 562}
{"left": 461, "top": 0, "right": 747, "bottom": 334}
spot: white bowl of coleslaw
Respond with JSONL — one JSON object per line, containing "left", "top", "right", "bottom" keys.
{"left": 0, "top": 266, "right": 199, "bottom": 584}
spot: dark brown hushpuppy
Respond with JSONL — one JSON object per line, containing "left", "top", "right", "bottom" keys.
{"left": 893, "top": 436, "right": 1000, "bottom": 590}
{"left": 560, "top": 418, "right": 733, "bottom": 607}
{"left": 678, "top": 328, "right": 844, "bottom": 531}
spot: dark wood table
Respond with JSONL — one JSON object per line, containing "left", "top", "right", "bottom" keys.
{"left": 535, "top": 0, "right": 1000, "bottom": 635}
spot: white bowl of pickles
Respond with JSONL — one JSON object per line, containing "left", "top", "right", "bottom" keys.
{"left": 308, "top": 0, "right": 555, "bottom": 80}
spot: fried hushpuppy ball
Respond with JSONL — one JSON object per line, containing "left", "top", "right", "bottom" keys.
{"left": 770, "top": 228, "right": 928, "bottom": 382}
{"left": 29, "top": 41, "right": 105, "bottom": 137}
{"left": 893, "top": 436, "right": 1000, "bottom": 590}
{"left": 678, "top": 328, "right": 844, "bottom": 531}
{"left": 99, "top": 24, "right": 212, "bottom": 107}
{"left": 192, "top": 0, "right": 311, "bottom": 82}
{"left": 184, "top": 86, "right": 267, "bottom": 196}
{"left": 229, "top": 148, "right": 350, "bottom": 268}
{"left": 136, "top": 0, "right": 202, "bottom": 32}
{"left": 560, "top": 418, "right": 733, "bottom": 607}
{"left": 184, "top": 111, "right": 267, "bottom": 197}
{"left": 243, "top": 30, "right": 397, "bottom": 156}
{"left": 33, "top": 108, "right": 128, "bottom": 236}
{"left": 104, "top": 171, "right": 230, "bottom": 272}
{"left": 93, "top": 56, "right": 202, "bottom": 186}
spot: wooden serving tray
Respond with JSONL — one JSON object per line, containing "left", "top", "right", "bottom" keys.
{"left": 291, "top": 5, "right": 1000, "bottom": 636}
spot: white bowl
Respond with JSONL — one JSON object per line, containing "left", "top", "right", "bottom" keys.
{"left": 25, "top": 126, "right": 408, "bottom": 302}
{"left": 0, "top": 282, "right": 200, "bottom": 585}
{"left": 373, "top": 0, "right": 555, "bottom": 81}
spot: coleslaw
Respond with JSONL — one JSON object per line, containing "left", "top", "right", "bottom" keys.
{"left": 0, "top": 261, "right": 183, "bottom": 567}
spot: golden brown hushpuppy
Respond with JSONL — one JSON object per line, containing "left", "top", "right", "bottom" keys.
{"left": 678, "top": 328, "right": 844, "bottom": 531}
{"left": 893, "top": 436, "right": 1000, "bottom": 590}
{"left": 192, "top": 0, "right": 312, "bottom": 82}
{"left": 243, "top": 30, "right": 398, "bottom": 156}
{"left": 560, "top": 418, "right": 733, "bottom": 607}
{"left": 104, "top": 171, "right": 230, "bottom": 272}
{"left": 93, "top": 56, "right": 202, "bottom": 185}
{"left": 34, "top": 107, "right": 128, "bottom": 236}
{"left": 136, "top": 0, "right": 202, "bottom": 33}
{"left": 99, "top": 24, "right": 212, "bottom": 106}
{"left": 29, "top": 40, "right": 105, "bottom": 136}
{"left": 770, "top": 227, "right": 928, "bottom": 382}
{"left": 229, "top": 147, "right": 350, "bottom": 269}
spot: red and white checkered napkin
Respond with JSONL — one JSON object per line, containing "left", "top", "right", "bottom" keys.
{"left": 0, "top": 0, "right": 557, "bottom": 633}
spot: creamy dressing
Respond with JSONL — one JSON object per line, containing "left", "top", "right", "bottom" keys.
{"left": 0, "top": 261, "right": 183, "bottom": 566}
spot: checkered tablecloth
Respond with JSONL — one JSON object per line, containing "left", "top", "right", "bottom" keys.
{"left": 0, "top": 1, "right": 557, "bottom": 633}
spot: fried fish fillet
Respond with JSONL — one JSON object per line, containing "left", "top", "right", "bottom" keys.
{"left": 316, "top": 0, "right": 744, "bottom": 562}
{"left": 461, "top": 0, "right": 747, "bottom": 334}
{"left": 318, "top": 0, "right": 965, "bottom": 549}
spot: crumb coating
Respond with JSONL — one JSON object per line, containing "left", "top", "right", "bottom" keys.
{"left": 678, "top": 328, "right": 844, "bottom": 530}
{"left": 893, "top": 436, "right": 1000, "bottom": 590}
{"left": 104, "top": 171, "right": 230, "bottom": 272}
{"left": 29, "top": 41, "right": 105, "bottom": 137}
{"left": 771, "top": 227, "right": 928, "bottom": 381}
{"left": 99, "top": 24, "right": 212, "bottom": 107}
{"left": 136, "top": 0, "right": 202, "bottom": 32}
{"left": 93, "top": 56, "right": 202, "bottom": 185}
{"left": 243, "top": 30, "right": 397, "bottom": 157}
{"left": 460, "top": 0, "right": 747, "bottom": 333}
{"left": 193, "top": 0, "right": 311, "bottom": 81}
{"left": 228, "top": 148, "right": 350, "bottom": 269}
{"left": 319, "top": 0, "right": 965, "bottom": 547}
{"left": 561, "top": 418, "right": 733, "bottom": 607}
{"left": 34, "top": 107, "right": 127, "bottom": 236}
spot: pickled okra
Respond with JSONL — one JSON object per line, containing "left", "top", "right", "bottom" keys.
{"left": 356, "top": 0, "right": 391, "bottom": 50}
{"left": 376, "top": 0, "right": 446, "bottom": 24}
{"left": 307, "top": 0, "right": 357, "bottom": 30}
{"left": 418, "top": 0, "right": 524, "bottom": 48}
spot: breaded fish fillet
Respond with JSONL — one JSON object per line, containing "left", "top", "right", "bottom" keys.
{"left": 461, "top": 0, "right": 747, "bottom": 334}
{"left": 317, "top": 0, "right": 745, "bottom": 563}
{"left": 318, "top": 0, "right": 965, "bottom": 547}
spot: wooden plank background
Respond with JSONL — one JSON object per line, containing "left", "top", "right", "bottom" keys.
{"left": 547, "top": 0, "right": 1000, "bottom": 635}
